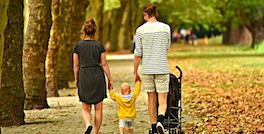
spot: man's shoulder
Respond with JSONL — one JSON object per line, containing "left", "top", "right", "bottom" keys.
{"left": 136, "top": 23, "right": 147, "bottom": 33}
{"left": 158, "top": 22, "right": 170, "bottom": 29}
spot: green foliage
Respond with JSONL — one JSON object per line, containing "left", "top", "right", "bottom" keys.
{"left": 255, "top": 41, "right": 264, "bottom": 52}
{"left": 208, "top": 35, "right": 222, "bottom": 44}
{"left": 103, "top": 0, "right": 121, "bottom": 12}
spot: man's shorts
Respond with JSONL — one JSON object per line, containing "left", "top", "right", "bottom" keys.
{"left": 119, "top": 119, "right": 134, "bottom": 128}
{"left": 141, "top": 74, "right": 169, "bottom": 93}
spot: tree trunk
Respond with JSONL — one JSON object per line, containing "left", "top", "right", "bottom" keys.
{"left": 101, "top": 11, "right": 111, "bottom": 46}
{"left": 222, "top": 20, "right": 232, "bottom": 44}
{"left": 0, "top": 0, "right": 25, "bottom": 127}
{"left": 118, "top": 0, "right": 132, "bottom": 50}
{"left": 57, "top": 0, "right": 88, "bottom": 89}
{"left": 86, "top": 0, "right": 103, "bottom": 41}
{"left": 72, "top": 0, "right": 89, "bottom": 43}
{"left": 66, "top": 0, "right": 89, "bottom": 81}
{"left": 109, "top": 5, "right": 126, "bottom": 51}
{"left": 57, "top": 0, "right": 73, "bottom": 89}
{"left": 227, "top": 26, "right": 251, "bottom": 45}
{"left": 0, "top": 0, "right": 9, "bottom": 87}
{"left": 222, "top": 18, "right": 251, "bottom": 45}
{"left": 57, "top": 0, "right": 89, "bottom": 89}
{"left": 46, "top": 0, "right": 60, "bottom": 97}
{"left": 23, "top": 0, "right": 52, "bottom": 109}
{"left": 247, "top": 17, "right": 264, "bottom": 48}
{"left": 0, "top": 0, "right": 8, "bottom": 126}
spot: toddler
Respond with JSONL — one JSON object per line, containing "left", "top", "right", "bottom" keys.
{"left": 109, "top": 80, "right": 141, "bottom": 134}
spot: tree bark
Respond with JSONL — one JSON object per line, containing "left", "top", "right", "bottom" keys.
{"left": 46, "top": 0, "right": 60, "bottom": 97}
{"left": 71, "top": 0, "right": 89, "bottom": 44}
{"left": 109, "top": 4, "right": 126, "bottom": 51}
{"left": 57, "top": 0, "right": 73, "bottom": 89}
{"left": 0, "top": 0, "right": 25, "bottom": 126}
{"left": 0, "top": 0, "right": 9, "bottom": 126}
{"left": 239, "top": 6, "right": 264, "bottom": 48}
{"left": 231, "top": 26, "right": 251, "bottom": 45}
{"left": 0, "top": 0, "right": 8, "bottom": 87}
{"left": 222, "top": 20, "right": 232, "bottom": 45}
{"left": 23, "top": 0, "right": 52, "bottom": 109}
{"left": 86, "top": 0, "right": 103, "bottom": 41}
{"left": 131, "top": 0, "right": 143, "bottom": 31}
{"left": 247, "top": 17, "right": 264, "bottom": 48}
{"left": 223, "top": 26, "right": 251, "bottom": 45}
{"left": 101, "top": 11, "right": 111, "bottom": 46}
{"left": 57, "top": 0, "right": 89, "bottom": 89}
{"left": 118, "top": 0, "right": 132, "bottom": 50}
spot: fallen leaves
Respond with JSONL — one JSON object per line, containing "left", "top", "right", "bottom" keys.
{"left": 180, "top": 69, "right": 264, "bottom": 133}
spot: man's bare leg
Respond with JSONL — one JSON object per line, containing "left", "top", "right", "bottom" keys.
{"left": 158, "top": 92, "right": 168, "bottom": 115}
{"left": 148, "top": 92, "right": 157, "bottom": 133}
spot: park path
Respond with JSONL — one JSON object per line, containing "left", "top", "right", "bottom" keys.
{"left": 1, "top": 54, "right": 198, "bottom": 134}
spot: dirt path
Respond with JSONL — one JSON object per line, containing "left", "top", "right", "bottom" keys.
{"left": 2, "top": 57, "right": 198, "bottom": 134}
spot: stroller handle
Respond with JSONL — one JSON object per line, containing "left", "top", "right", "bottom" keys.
{"left": 175, "top": 66, "right": 182, "bottom": 79}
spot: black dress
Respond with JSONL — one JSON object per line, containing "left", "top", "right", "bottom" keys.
{"left": 73, "top": 40, "right": 107, "bottom": 104}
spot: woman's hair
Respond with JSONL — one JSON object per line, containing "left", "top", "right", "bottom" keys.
{"left": 143, "top": 3, "right": 158, "bottom": 17}
{"left": 83, "top": 19, "right": 97, "bottom": 37}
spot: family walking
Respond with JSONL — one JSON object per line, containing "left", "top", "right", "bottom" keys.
{"left": 73, "top": 3, "right": 171, "bottom": 134}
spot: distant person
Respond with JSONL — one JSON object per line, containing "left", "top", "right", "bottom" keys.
{"left": 108, "top": 79, "right": 141, "bottom": 134}
{"left": 134, "top": 3, "right": 171, "bottom": 134}
{"left": 73, "top": 19, "right": 113, "bottom": 134}
{"left": 180, "top": 28, "right": 186, "bottom": 41}
{"left": 105, "top": 41, "right": 111, "bottom": 53}
{"left": 172, "top": 31, "right": 178, "bottom": 42}
{"left": 187, "top": 28, "right": 197, "bottom": 45}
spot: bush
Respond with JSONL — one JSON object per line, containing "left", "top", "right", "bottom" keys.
{"left": 255, "top": 41, "right": 264, "bottom": 52}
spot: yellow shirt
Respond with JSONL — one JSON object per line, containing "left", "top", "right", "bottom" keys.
{"left": 109, "top": 81, "right": 141, "bottom": 119}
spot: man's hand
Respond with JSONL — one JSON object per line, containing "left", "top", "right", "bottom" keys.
{"left": 134, "top": 74, "right": 141, "bottom": 82}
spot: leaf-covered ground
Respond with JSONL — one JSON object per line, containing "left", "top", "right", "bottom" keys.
{"left": 168, "top": 43, "right": 264, "bottom": 133}
{"left": 61, "top": 41, "right": 264, "bottom": 133}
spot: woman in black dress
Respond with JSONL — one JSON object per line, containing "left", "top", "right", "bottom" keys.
{"left": 73, "top": 19, "right": 113, "bottom": 134}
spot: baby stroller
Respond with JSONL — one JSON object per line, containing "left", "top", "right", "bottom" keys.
{"left": 149, "top": 66, "right": 183, "bottom": 134}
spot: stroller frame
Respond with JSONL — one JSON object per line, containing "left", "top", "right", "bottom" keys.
{"left": 149, "top": 66, "right": 183, "bottom": 134}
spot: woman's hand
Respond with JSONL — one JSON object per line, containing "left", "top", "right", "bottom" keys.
{"left": 108, "top": 79, "right": 113, "bottom": 90}
{"left": 75, "top": 79, "right": 78, "bottom": 87}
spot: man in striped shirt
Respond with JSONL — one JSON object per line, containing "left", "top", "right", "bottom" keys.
{"left": 133, "top": 3, "right": 171, "bottom": 134}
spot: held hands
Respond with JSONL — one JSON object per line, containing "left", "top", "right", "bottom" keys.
{"left": 108, "top": 79, "right": 113, "bottom": 90}
{"left": 134, "top": 74, "right": 141, "bottom": 82}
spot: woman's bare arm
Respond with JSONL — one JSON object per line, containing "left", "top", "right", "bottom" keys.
{"left": 101, "top": 52, "right": 113, "bottom": 89}
{"left": 73, "top": 53, "right": 80, "bottom": 87}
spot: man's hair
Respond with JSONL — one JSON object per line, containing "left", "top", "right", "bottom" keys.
{"left": 143, "top": 3, "right": 158, "bottom": 17}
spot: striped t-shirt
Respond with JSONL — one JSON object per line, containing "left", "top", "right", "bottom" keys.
{"left": 134, "top": 21, "right": 171, "bottom": 74}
